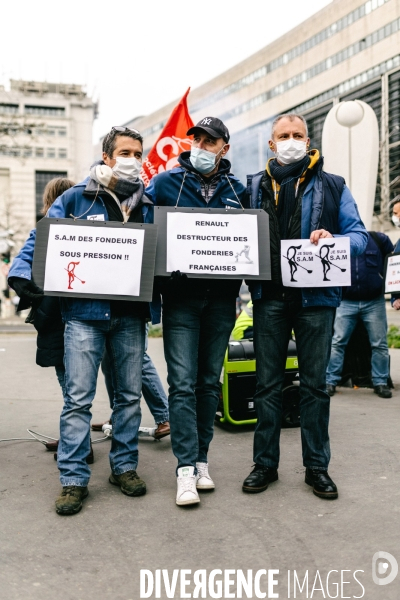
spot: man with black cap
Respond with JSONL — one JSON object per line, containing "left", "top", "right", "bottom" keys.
{"left": 145, "top": 117, "right": 247, "bottom": 506}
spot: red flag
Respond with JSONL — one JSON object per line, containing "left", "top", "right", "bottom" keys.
{"left": 140, "top": 88, "right": 194, "bottom": 187}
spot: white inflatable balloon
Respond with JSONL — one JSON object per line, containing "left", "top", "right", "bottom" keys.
{"left": 322, "top": 100, "right": 379, "bottom": 230}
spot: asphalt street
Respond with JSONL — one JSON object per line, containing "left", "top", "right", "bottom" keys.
{"left": 0, "top": 329, "right": 399, "bottom": 600}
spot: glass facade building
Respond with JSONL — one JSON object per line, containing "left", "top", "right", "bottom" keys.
{"left": 135, "top": 0, "right": 400, "bottom": 223}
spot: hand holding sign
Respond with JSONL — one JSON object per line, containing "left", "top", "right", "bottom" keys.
{"left": 310, "top": 228, "right": 333, "bottom": 244}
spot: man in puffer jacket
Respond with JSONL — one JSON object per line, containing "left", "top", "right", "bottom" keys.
{"left": 242, "top": 112, "right": 367, "bottom": 501}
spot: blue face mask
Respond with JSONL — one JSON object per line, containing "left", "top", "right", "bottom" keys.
{"left": 189, "top": 146, "right": 225, "bottom": 174}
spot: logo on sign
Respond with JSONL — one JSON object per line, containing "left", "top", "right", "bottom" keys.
{"left": 65, "top": 261, "right": 85, "bottom": 290}
{"left": 155, "top": 135, "right": 192, "bottom": 173}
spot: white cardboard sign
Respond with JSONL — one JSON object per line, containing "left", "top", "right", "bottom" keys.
{"left": 281, "top": 237, "right": 351, "bottom": 287}
{"left": 44, "top": 224, "right": 145, "bottom": 296}
{"left": 166, "top": 212, "right": 259, "bottom": 276}
{"left": 384, "top": 253, "right": 400, "bottom": 293}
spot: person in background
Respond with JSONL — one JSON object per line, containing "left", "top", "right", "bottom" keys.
{"left": 231, "top": 301, "right": 253, "bottom": 340}
{"left": 24, "top": 177, "right": 76, "bottom": 395}
{"left": 391, "top": 199, "right": 400, "bottom": 311}
{"left": 326, "top": 231, "right": 394, "bottom": 399}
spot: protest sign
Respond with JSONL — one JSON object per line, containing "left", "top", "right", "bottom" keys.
{"left": 281, "top": 237, "right": 351, "bottom": 287}
{"left": 154, "top": 207, "right": 271, "bottom": 280}
{"left": 32, "top": 218, "right": 157, "bottom": 301}
{"left": 384, "top": 252, "right": 400, "bottom": 293}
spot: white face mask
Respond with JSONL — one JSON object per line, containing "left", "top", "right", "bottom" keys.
{"left": 112, "top": 156, "right": 142, "bottom": 181}
{"left": 275, "top": 139, "right": 307, "bottom": 165}
{"left": 189, "top": 145, "right": 225, "bottom": 174}
{"left": 392, "top": 215, "right": 400, "bottom": 228}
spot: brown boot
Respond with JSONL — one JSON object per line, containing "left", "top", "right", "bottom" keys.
{"left": 154, "top": 421, "right": 170, "bottom": 439}
{"left": 45, "top": 440, "right": 59, "bottom": 452}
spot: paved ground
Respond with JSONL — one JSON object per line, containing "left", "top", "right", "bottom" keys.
{"left": 0, "top": 332, "right": 399, "bottom": 600}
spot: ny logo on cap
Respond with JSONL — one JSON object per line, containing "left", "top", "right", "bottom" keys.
{"left": 200, "top": 118, "right": 213, "bottom": 125}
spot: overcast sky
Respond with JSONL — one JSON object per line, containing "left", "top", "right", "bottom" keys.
{"left": 0, "top": 0, "right": 332, "bottom": 142}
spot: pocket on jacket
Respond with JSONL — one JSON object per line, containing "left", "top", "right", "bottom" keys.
{"left": 365, "top": 250, "right": 378, "bottom": 268}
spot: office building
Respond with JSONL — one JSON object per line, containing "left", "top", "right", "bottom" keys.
{"left": 0, "top": 79, "right": 95, "bottom": 243}
{"left": 131, "top": 0, "right": 400, "bottom": 222}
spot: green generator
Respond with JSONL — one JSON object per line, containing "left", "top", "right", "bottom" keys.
{"left": 217, "top": 338, "right": 300, "bottom": 427}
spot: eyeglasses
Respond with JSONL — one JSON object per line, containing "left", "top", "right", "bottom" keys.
{"left": 111, "top": 126, "right": 141, "bottom": 135}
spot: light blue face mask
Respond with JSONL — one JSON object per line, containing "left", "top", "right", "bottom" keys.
{"left": 189, "top": 146, "right": 225, "bottom": 174}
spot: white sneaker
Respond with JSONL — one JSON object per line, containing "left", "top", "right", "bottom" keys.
{"left": 176, "top": 466, "right": 200, "bottom": 506}
{"left": 196, "top": 462, "right": 215, "bottom": 490}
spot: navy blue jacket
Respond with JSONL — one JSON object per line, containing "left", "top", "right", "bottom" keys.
{"left": 145, "top": 153, "right": 247, "bottom": 210}
{"left": 145, "top": 152, "right": 247, "bottom": 299}
{"left": 247, "top": 161, "right": 367, "bottom": 307}
{"left": 344, "top": 232, "right": 393, "bottom": 301}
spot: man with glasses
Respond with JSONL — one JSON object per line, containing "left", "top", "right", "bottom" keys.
{"left": 9, "top": 126, "right": 152, "bottom": 515}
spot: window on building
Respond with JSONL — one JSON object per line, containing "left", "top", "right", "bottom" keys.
{"left": 47, "top": 148, "right": 56, "bottom": 158}
{"left": 25, "top": 105, "right": 65, "bottom": 117}
{"left": 219, "top": 19, "right": 400, "bottom": 124}
{"left": 388, "top": 70, "right": 400, "bottom": 208}
{"left": 35, "top": 147, "right": 44, "bottom": 158}
{"left": 58, "top": 128, "right": 67, "bottom": 136}
{"left": 35, "top": 171, "right": 68, "bottom": 221}
{"left": 0, "top": 103, "right": 18, "bottom": 115}
{"left": 191, "top": 0, "right": 391, "bottom": 115}
{"left": 58, "top": 148, "right": 67, "bottom": 159}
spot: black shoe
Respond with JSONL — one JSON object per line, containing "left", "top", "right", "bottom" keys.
{"left": 373, "top": 385, "right": 392, "bottom": 399}
{"left": 326, "top": 384, "right": 336, "bottom": 397}
{"left": 305, "top": 468, "right": 338, "bottom": 499}
{"left": 242, "top": 465, "right": 278, "bottom": 493}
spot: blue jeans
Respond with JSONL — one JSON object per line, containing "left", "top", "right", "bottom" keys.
{"left": 326, "top": 296, "right": 389, "bottom": 386}
{"left": 162, "top": 295, "right": 236, "bottom": 470}
{"left": 55, "top": 364, "right": 66, "bottom": 396}
{"left": 253, "top": 298, "right": 335, "bottom": 471}
{"left": 101, "top": 325, "right": 169, "bottom": 424}
{"left": 58, "top": 316, "right": 145, "bottom": 487}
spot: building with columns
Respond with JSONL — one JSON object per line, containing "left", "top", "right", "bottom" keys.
{"left": 0, "top": 79, "right": 95, "bottom": 245}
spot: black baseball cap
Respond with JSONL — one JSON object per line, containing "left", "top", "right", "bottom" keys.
{"left": 187, "top": 117, "right": 230, "bottom": 143}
